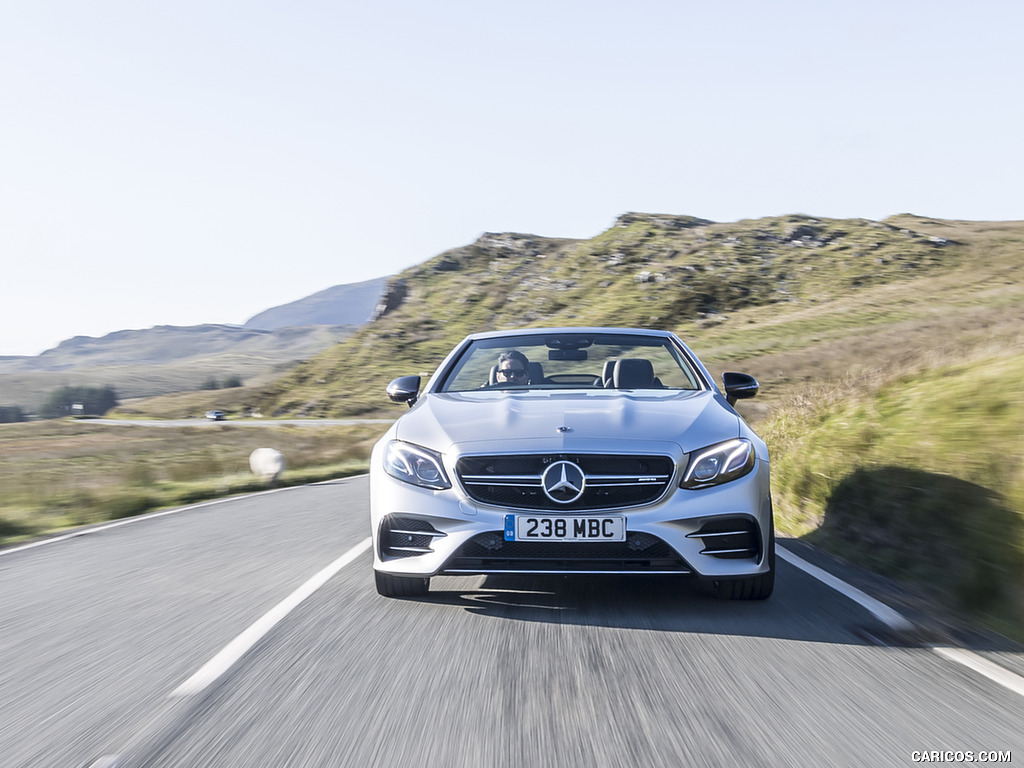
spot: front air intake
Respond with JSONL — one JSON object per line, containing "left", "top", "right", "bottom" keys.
{"left": 379, "top": 516, "right": 446, "bottom": 560}
{"left": 687, "top": 517, "right": 760, "bottom": 560}
{"left": 441, "top": 531, "right": 690, "bottom": 574}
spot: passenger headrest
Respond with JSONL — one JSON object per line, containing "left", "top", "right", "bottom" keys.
{"left": 613, "top": 358, "right": 654, "bottom": 389}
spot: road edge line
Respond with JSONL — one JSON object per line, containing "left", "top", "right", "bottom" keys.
{"left": 778, "top": 543, "right": 1024, "bottom": 699}
{"left": 775, "top": 544, "right": 914, "bottom": 632}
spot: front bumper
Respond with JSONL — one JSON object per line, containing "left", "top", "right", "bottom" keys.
{"left": 370, "top": 454, "right": 772, "bottom": 580}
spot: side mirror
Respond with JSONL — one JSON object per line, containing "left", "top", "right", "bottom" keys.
{"left": 386, "top": 376, "right": 421, "bottom": 407}
{"left": 722, "top": 372, "right": 758, "bottom": 406}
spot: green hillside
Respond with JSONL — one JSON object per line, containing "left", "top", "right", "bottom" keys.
{"left": 255, "top": 212, "right": 972, "bottom": 418}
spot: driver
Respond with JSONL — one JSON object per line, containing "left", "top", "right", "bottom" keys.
{"left": 494, "top": 350, "right": 530, "bottom": 385}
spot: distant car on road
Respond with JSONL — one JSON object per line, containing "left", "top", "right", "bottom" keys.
{"left": 370, "top": 326, "right": 773, "bottom": 600}
{"left": 205, "top": 410, "right": 226, "bottom": 421}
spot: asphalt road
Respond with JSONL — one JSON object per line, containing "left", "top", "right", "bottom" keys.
{"left": 1, "top": 478, "right": 1021, "bottom": 768}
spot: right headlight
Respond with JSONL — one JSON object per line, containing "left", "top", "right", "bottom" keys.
{"left": 383, "top": 440, "right": 451, "bottom": 490}
{"left": 680, "top": 438, "right": 755, "bottom": 489}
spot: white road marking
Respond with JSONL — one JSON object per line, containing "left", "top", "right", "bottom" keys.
{"left": 171, "top": 537, "right": 372, "bottom": 698}
{"left": 778, "top": 543, "right": 1024, "bottom": 699}
{"left": 776, "top": 544, "right": 914, "bottom": 631}
{"left": 931, "top": 646, "right": 1024, "bottom": 698}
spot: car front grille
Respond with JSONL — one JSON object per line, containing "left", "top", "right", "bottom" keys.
{"left": 455, "top": 453, "right": 675, "bottom": 511}
{"left": 441, "top": 531, "right": 690, "bottom": 574}
{"left": 379, "top": 516, "right": 446, "bottom": 560}
{"left": 687, "top": 517, "right": 761, "bottom": 560}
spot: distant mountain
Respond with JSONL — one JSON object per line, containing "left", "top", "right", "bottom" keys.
{"left": 0, "top": 324, "right": 348, "bottom": 373}
{"left": 0, "top": 276, "right": 387, "bottom": 375}
{"left": 0, "top": 323, "right": 359, "bottom": 410}
{"left": 0, "top": 277, "right": 389, "bottom": 410}
{"left": 244, "top": 277, "right": 387, "bottom": 330}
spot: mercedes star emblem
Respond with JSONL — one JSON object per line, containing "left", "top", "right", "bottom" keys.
{"left": 541, "top": 460, "right": 586, "bottom": 504}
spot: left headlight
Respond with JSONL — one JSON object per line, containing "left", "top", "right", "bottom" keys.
{"left": 680, "top": 438, "right": 755, "bottom": 489}
{"left": 383, "top": 440, "right": 451, "bottom": 490}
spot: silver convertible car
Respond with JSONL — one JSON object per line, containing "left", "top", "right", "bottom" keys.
{"left": 370, "top": 327, "right": 774, "bottom": 600}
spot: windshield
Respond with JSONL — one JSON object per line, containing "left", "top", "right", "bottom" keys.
{"left": 439, "top": 332, "right": 704, "bottom": 392}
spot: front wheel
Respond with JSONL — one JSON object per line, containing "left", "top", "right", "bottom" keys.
{"left": 375, "top": 571, "right": 430, "bottom": 598}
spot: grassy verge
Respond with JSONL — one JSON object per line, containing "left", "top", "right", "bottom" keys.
{"left": 762, "top": 342, "right": 1024, "bottom": 642}
{"left": 0, "top": 421, "right": 384, "bottom": 546}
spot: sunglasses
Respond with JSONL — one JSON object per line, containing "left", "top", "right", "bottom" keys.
{"left": 498, "top": 367, "right": 527, "bottom": 378}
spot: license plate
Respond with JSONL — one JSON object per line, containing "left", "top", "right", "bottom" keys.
{"left": 504, "top": 515, "right": 626, "bottom": 542}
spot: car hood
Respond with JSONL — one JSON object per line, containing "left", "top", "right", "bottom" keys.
{"left": 393, "top": 389, "right": 743, "bottom": 456}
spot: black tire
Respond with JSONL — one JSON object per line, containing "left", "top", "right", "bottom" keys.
{"left": 375, "top": 571, "right": 430, "bottom": 598}
{"left": 714, "top": 523, "right": 775, "bottom": 600}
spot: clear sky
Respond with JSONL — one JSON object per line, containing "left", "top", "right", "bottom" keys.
{"left": 2, "top": 0, "right": 1021, "bottom": 356}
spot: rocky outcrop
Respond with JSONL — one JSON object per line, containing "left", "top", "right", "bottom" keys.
{"left": 615, "top": 212, "right": 714, "bottom": 230}
{"left": 372, "top": 278, "right": 409, "bottom": 320}
{"left": 475, "top": 233, "right": 546, "bottom": 256}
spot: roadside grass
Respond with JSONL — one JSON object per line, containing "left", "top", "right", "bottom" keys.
{"left": 0, "top": 421, "right": 385, "bottom": 546}
{"left": 762, "top": 341, "right": 1024, "bottom": 642}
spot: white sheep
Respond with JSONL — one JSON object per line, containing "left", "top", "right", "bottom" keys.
{"left": 249, "top": 448, "right": 286, "bottom": 482}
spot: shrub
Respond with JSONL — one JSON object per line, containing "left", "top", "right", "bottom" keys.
{"left": 39, "top": 386, "right": 119, "bottom": 418}
{"left": 0, "top": 406, "right": 25, "bottom": 423}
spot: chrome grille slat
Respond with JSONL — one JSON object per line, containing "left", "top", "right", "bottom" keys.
{"left": 587, "top": 475, "right": 671, "bottom": 482}
{"left": 461, "top": 475, "right": 541, "bottom": 484}
{"left": 389, "top": 528, "right": 447, "bottom": 539}
{"left": 699, "top": 547, "right": 756, "bottom": 556}
{"left": 687, "top": 530, "right": 751, "bottom": 539}
{"left": 462, "top": 480, "right": 542, "bottom": 487}
{"left": 585, "top": 481, "right": 667, "bottom": 488}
